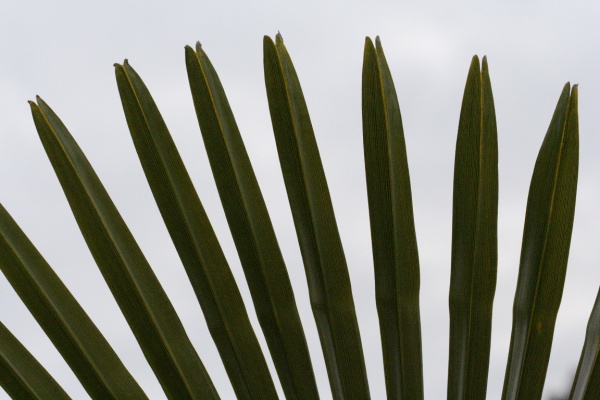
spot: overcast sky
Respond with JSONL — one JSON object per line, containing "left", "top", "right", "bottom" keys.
{"left": 1, "top": 1, "right": 599, "bottom": 399}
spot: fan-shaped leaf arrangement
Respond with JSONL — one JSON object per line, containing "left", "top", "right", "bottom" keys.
{"left": 0, "top": 34, "right": 591, "bottom": 400}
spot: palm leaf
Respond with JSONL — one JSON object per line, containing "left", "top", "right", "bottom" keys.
{"left": 29, "top": 98, "right": 220, "bottom": 400}
{"left": 568, "top": 288, "right": 600, "bottom": 400}
{"left": 361, "top": 36, "right": 424, "bottom": 399}
{"left": 502, "top": 84, "right": 579, "bottom": 400}
{"left": 185, "top": 43, "right": 319, "bottom": 400}
{"left": 114, "top": 60, "right": 279, "bottom": 400}
{"left": 0, "top": 321, "right": 71, "bottom": 400}
{"left": 448, "top": 56, "right": 498, "bottom": 400}
{"left": 0, "top": 204, "right": 148, "bottom": 399}
{"left": 263, "top": 33, "right": 370, "bottom": 399}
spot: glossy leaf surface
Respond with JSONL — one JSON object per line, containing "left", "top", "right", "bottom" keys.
{"left": 361, "top": 36, "right": 424, "bottom": 400}
{"left": 502, "top": 84, "right": 579, "bottom": 400}
{"left": 185, "top": 43, "right": 318, "bottom": 400}
{"left": 0, "top": 204, "right": 148, "bottom": 399}
{"left": 29, "top": 98, "right": 219, "bottom": 400}
{"left": 448, "top": 56, "right": 498, "bottom": 400}
{"left": 264, "top": 34, "right": 370, "bottom": 400}
{"left": 115, "top": 61, "right": 278, "bottom": 400}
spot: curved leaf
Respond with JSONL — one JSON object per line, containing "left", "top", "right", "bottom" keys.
{"left": 0, "top": 204, "right": 148, "bottom": 399}
{"left": 502, "top": 84, "right": 579, "bottom": 400}
{"left": 0, "top": 321, "right": 71, "bottom": 400}
{"left": 448, "top": 56, "right": 498, "bottom": 400}
{"left": 185, "top": 43, "right": 319, "bottom": 400}
{"left": 264, "top": 33, "right": 370, "bottom": 400}
{"left": 568, "top": 288, "right": 600, "bottom": 400}
{"left": 361, "top": 36, "right": 424, "bottom": 400}
{"left": 29, "top": 98, "right": 220, "bottom": 400}
{"left": 114, "top": 61, "right": 278, "bottom": 400}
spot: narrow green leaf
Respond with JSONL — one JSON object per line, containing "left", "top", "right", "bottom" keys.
{"left": 502, "top": 84, "right": 579, "bottom": 400}
{"left": 114, "top": 61, "right": 278, "bottom": 400}
{"left": 28, "top": 98, "right": 220, "bottom": 400}
{"left": 263, "top": 33, "right": 370, "bottom": 400}
{"left": 361, "top": 36, "right": 423, "bottom": 400}
{"left": 0, "top": 204, "right": 148, "bottom": 400}
{"left": 448, "top": 56, "right": 498, "bottom": 400}
{"left": 185, "top": 43, "right": 319, "bottom": 400}
{"left": 568, "top": 288, "right": 600, "bottom": 400}
{"left": 0, "top": 321, "right": 71, "bottom": 400}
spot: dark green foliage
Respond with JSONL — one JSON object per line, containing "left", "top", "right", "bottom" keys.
{"left": 185, "top": 43, "right": 319, "bottom": 400}
{"left": 362, "top": 36, "right": 424, "bottom": 400}
{"left": 29, "top": 98, "right": 219, "bottom": 400}
{"left": 264, "top": 34, "right": 370, "bottom": 399}
{"left": 115, "top": 60, "right": 278, "bottom": 400}
{"left": 0, "top": 204, "right": 148, "bottom": 399}
{"left": 0, "top": 34, "right": 588, "bottom": 400}
{"left": 448, "top": 56, "right": 498, "bottom": 400}
{"left": 0, "top": 322, "right": 72, "bottom": 400}
{"left": 569, "top": 289, "right": 600, "bottom": 400}
{"left": 502, "top": 84, "right": 579, "bottom": 400}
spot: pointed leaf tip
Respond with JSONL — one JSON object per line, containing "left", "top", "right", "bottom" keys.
{"left": 276, "top": 32, "right": 283, "bottom": 44}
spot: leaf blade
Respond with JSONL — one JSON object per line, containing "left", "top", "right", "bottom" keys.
{"left": 0, "top": 204, "right": 148, "bottom": 399}
{"left": 185, "top": 43, "right": 319, "bottom": 400}
{"left": 29, "top": 98, "right": 220, "bottom": 400}
{"left": 264, "top": 34, "right": 370, "bottom": 400}
{"left": 0, "top": 321, "right": 72, "bottom": 400}
{"left": 114, "top": 60, "right": 279, "bottom": 400}
{"left": 361, "top": 36, "right": 424, "bottom": 400}
{"left": 502, "top": 84, "right": 579, "bottom": 400}
{"left": 568, "top": 288, "right": 600, "bottom": 400}
{"left": 448, "top": 56, "right": 498, "bottom": 400}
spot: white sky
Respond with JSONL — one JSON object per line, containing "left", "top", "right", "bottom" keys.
{"left": 1, "top": 1, "right": 599, "bottom": 399}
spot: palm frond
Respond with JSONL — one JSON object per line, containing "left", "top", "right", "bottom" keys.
{"left": 263, "top": 34, "right": 370, "bottom": 399}
{"left": 361, "top": 36, "right": 424, "bottom": 400}
{"left": 0, "top": 204, "right": 148, "bottom": 399}
{"left": 114, "top": 60, "right": 279, "bottom": 400}
{"left": 185, "top": 43, "right": 319, "bottom": 400}
{"left": 502, "top": 84, "right": 579, "bottom": 400}
{"left": 0, "top": 322, "right": 71, "bottom": 400}
{"left": 448, "top": 56, "right": 498, "bottom": 400}
{"left": 29, "top": 98, "right": 220, "bottom": 400}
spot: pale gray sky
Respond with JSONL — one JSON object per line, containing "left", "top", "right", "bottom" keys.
{"left": 1, "top": 1, "right": 599, "bottom": 399}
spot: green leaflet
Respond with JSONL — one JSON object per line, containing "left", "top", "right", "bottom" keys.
{"left": 361, "top": 36, "right": 424, "bottom": 400}
{"left": 0, "top": 204, "right": 148, "bottom": 399}
{"left": 263, "top": 33, "right": 370, "bottom": 400}
{"left": 185, "top": 43, "right": 319, "bottom": 400}
{"left": 448, "top": 56, "right": 498, "bottom": 400}
{"left": 115, "top": 61, "right": 278, "bottom": 400}
{"left": 0, "top": 322, "right": 71, "bottom": 400}
{"left": 29, "top": 98, "right": 220, "bottom": 400}
{"left": 502, "top": 84, "right": 579, "bottom": 400}
{"left": 568, "top": 288, "right": 600, "bottom": 400}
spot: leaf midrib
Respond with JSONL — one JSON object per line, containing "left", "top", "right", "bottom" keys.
{"left": 34, "top": 101, "right": 187, "bottom": 397}
{"left": 513, "top": 92, "right": 571, "bottom": 398}
{"left": 190, "top": 49, "right": 288, "bottom": 392}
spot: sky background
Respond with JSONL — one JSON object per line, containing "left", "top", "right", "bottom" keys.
{"left": 0, "top": 1, "right": 598, "bottom": 399}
